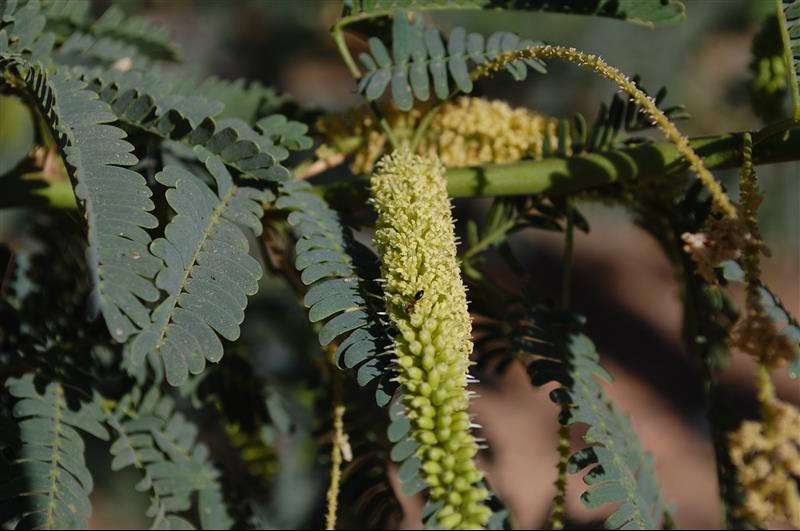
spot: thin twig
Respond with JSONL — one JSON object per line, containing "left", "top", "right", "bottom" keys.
{"left": 295, "top": 154, "right": 346, "bottom": 180}
{"left": 472, "top": 45, "right": 738, "bottom": 219}
{"left": 325, "top": 348, "right": 351, "bottom": 530}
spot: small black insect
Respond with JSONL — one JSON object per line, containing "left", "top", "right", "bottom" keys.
{"left": 404, "top": 290, "right": 424, "bottom": 313}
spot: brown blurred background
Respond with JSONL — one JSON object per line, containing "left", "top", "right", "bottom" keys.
{"left": 47, "top": 1, "right": 798, "bottom": 529}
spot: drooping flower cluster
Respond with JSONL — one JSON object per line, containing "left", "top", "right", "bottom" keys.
{"left": 729, "top": 399, "right": 800, "bottom": 528}
{"left": 371, "top": 149, "right": 491, "bottom": 529}
{"left": 317, "top": 96, "right": 561, "bottom": 173}
{"left": 730, "top": 310, "right": 796, "bottom": 369}
{"left": 681, "top": 212, "right": 753, "bottom": 285}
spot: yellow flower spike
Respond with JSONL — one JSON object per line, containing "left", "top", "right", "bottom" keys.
{"left": 371, "top": 149, "right": 491, "bottom": 530}
{"left": 729, "top": 399, "right": 800, "bottom": 528}
{"left": 317, "top": 97, "right": 561, "bottom": 174}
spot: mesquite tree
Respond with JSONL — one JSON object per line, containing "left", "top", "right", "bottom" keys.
{"left": 1, "top": 0, "right": 799, "bottom": 530}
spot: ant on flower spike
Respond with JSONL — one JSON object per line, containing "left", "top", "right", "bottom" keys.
{"left": 404, "top": 290, "right": 424, "bottom": 314}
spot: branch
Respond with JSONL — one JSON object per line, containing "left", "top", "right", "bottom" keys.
{"left": 319, "top": 127, "right": 799, "bottom": 206}
{"left": 10, "top": 128, "right": 800, "bottom": 211}
{"left": 445, "top": 127, "right": 800, "bottom": 198}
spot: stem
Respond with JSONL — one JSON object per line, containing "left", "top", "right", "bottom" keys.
{"left": 774, "top": 0, "right": 800, "bottom": 121}
{"left": 560, "top": 200, "right": 575, "bottom": 311}
{"left": 681, "top": 262, "right": 746, "bottom": 529}
{"left": 444, "top": 127, "right": 800, "bottom": 198}
{"left": 472, "top": 45, "right": 739, "bottom": 218}
{"left": 549, "top": 423, "right": 570, "bottom": 531}
{"left": 409, "top": 87, "right": 462, "bottom": 153}
{"left": 461, "top": 217, "right": 518, "bottom": 264}
{"left": 550, "top": 199, "right": 575, "bottom": 530}
{"left": 331, "top": 22, "right": 362, "bottom": 79}
{"left": 368, "top": 102, "right": 400, "bottom": 150}
{"left": 325, "top": 403, "right": 346, "bottom": 530}
{"left": 756, "top": 362, "right": 777, "bottom": 411}
{"left": 410, "top": 101, "right": 444, "bottom": 153}
{"left": 646, "top": 210, "right": 750, "bottom": 529}
{"left": 15, "top": 128, "right": 800, "bottom": 211}
{"left": 325, "top": 348, "right": 349, "bottom": 531}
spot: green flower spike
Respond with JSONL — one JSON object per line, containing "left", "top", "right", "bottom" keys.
{"left": 371, "top": 149, "right": 492, "bottom": 529}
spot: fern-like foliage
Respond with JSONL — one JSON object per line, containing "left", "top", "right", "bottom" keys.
{"left": 276, "top": 183, "right": 474, "bottom": 525}
{"left": 130, "top": 147, "right": 269, "bottom": 386}
{"left": 513, "top": 307, "right": 668, "bottom": 530}
{"left": 0, "top": 58, "right": 163, "bottom": 345}
{"left": 577, "top": 78, "right": 689, "bottom": 153}
{"left": 276, "top": 180, "right": 395, "bottom": 406}
{"left": 0, "top": 374, "right": 108, "bottom": 530}
{"left": 107, "top": 386, "right": 232, "bottom": 530}
{"left": 40, "top": 1, "right": 179, "bottom": 62}
{"left": 169, "top": 76, "right": 293, "bottom": 125}
{"left": 38, "top": 0, "right": 89, "bottom": 29}
{"left": 56, "top": 32, "right": 133, "bottom": 65}
{"left": 1, "top": 0, "right": 56, "bottom": 62}
{"left": 1, "top": 0, "right": 172, "bottom": 70}
{"left": 343, "top": 0, "right": 686, "bottom": 28}
{"left": 357, "top": 13, "right": 546, "bottom": 110}
{"left": 88, "top": 4, "right": 179, "bottom": 61}
{"left": 779, "top": 0, "right": 800, "bottom": 119}
{"left": 77, "top": 67, "right": 297, "bottom": 179}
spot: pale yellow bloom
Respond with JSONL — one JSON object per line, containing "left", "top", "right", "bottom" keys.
{"left": 317, "top": 97, "right": 561, "bottom": 173}
{"left": 681, "top": 214, "right": 752, "bottom": 285}
{"left": 371, "top": 149, "right": 491, "bottom": 529}
{"left": 730, "top": 400, "right": 800, "bottom": 528}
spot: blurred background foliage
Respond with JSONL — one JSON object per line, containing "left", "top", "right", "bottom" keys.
{"left": 0, "top": 1, "right": 797, "bottom": 529}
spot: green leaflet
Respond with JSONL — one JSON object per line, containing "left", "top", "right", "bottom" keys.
{"left": 38, "top": 0, "right": 90, "bottom": 28}
{"left": 343, "top": 0, "right": 686, "bottom": 28}
{"left": 0, "top": 374, "right": 108, "bottom": 530}
{"left": 514, "top": 308, "right": 668, "bottom": 530}
{"left": 130, "top": 147, "right": 269, "bottom": 386}
{"left": 41, "top": 1, "right": 179, "bottom": 61}
{"left": 56, "top": 31, "right": 144, "bottom": 70}
{"left": 0, "top": 57, "right": 164, "bottom": 345}
{"left": 88, "top": 4, "right": 179, "bottom": 61}
{"left": 1, "top": 0, "right": 168, "bottom": 70}
{"left": 0, "top": 0, "right": 55, "bottom": 63}
{"left": 76, "top": 67, "right": 297, "bottom": 180}
{"left": 358, "top": 14, "right": 546, "bottom": 110}
{"left": 277, "top": 180, "right": 396, "bottom": 406}
{"left": 170, "top": 76, "right": 292, "bottom": 125}
{"left": 107, "top": 387, "right": 232, "bottom": 530}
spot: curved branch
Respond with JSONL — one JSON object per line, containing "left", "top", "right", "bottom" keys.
{"left": 17, "top": 128, "right": 800, "bottom": 210}
{"left": 445, "top": 128, "right": 800, "bottom": 198}
{"left": 473, "top": 45, "right": 738, "bottom": 217}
